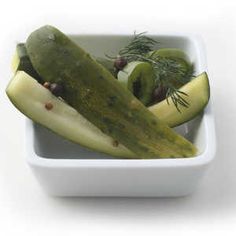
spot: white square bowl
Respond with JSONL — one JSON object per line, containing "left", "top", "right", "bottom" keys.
{"left": 25, "top": 34, "right": 216, "bottom": 197}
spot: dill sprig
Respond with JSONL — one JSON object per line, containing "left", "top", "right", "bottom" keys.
{"left": 110, "top": 32, "right": 194, "bottom": 111}
{"left": 147, "top": 53, "right": 194, "bottom": 112}
{"left": 119, "top": 32, "right": 158, "bottom": 58}
{"left": 166, "top": 88, "right": 189, "bottom": 112}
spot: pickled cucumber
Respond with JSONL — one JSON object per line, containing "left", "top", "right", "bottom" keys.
{"left": 26, "top": 25, "right": 197, "bottom": 158}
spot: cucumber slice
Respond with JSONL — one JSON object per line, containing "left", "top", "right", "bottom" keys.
{"left": 25, "top": 25, "right": 197, "bottom": 158}
{"left": 117, "top": 61, "right": 156, "bottom": 105}
{"left": 6, "top": 71, "right": 135, "bottom": 158}
{"left": 148, "top": 72, "right": 210, "bottom": 127}
{"left": 148, "top": 48, "right": 193, "bottom": 88}
{"left": 11, "top": 44, "right": 42, "bottom": 82}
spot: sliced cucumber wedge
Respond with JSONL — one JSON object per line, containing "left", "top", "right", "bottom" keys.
{"left": 6, "top": 71, "right": 135, "bottom": 158}
{"left": 117, "top": 61, "right": 156, "bottom": 105}
{"left": 148, "top": 72, "right": 210, "bottom": 127}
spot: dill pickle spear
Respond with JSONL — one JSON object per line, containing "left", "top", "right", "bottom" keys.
{"left": 26, "top": 25, "right": 197, "bottom": 158}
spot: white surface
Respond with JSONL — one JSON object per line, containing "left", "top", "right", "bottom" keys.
{"left": 0, "top": 0, "right": 236, "bottom": 235}
{"left": 26, "top": 34, "right": 215, "bottom": 197}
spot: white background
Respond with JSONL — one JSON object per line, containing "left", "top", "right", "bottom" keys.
{"left": 1, "top": 0, "right": 236, "bottom": 235}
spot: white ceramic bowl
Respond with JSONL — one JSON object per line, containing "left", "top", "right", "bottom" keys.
{"left": 26, "top": 34, "right": 216, "bottom": 197}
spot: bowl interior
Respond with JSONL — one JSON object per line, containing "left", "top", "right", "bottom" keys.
{"left": 32, "top": 34, "right": 207, "bottom": 159}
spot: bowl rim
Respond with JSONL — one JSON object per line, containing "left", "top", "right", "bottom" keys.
{"left": 25, "top": 33, "right": 216, "bottom": 168}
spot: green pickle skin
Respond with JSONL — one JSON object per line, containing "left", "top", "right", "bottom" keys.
{"left": 16, "top": 44, "right": 42, "bottom": 82}
{"left": 26, "top": 25, "right": 197, "bottom": 158}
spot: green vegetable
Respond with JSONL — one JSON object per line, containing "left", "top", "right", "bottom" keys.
{"left": 149, "top": 72, "right": 210, "bottom": 127}
{"left": 148, "top": 48, "right": 193, "bottom": 88}
{"left": 117, "top": 61, "right": 155, "bottom": 105}
{"left": 25, "top": 25, "right": 197, "bottom": 158}
{"left": 115, "top": 33, "right": 195, "bottom": 111}
{"left": 11, "top": 43, "right": 42, "bottom": 82}
{"left": 6, "top": 71, "right": 135, "bottom": 158}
